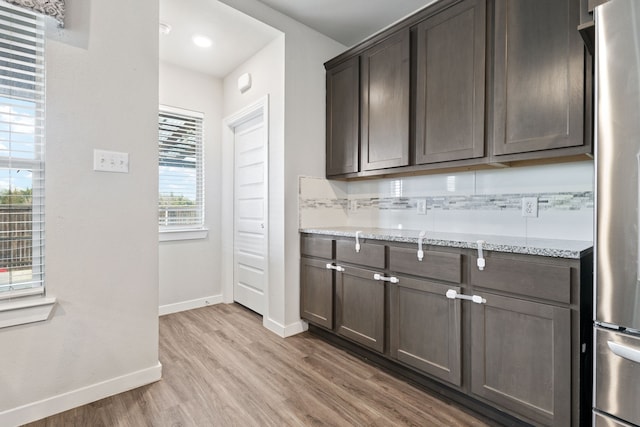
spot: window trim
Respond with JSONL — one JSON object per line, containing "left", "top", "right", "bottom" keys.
{"left": 159, "top": 227, "right": 208, "bottom": 242}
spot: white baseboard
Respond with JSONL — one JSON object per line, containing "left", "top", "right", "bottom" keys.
{"left": 159, "top": 295, "right": 223, "bottom": 316}
{"left": 1, "top": 362, "right": 162, "bottom": 427}
{"left": 263, "top": 317, "right": 308, "bottom": 338}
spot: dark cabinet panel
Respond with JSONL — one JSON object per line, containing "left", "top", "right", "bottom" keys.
{"left": 389, "top": 246, "right": 462, "bottom": 283}
{"left": 469, "top": 254, "right": 571, "bottom": 304}
{"left": 326, "top": 57, "right": 359, "bottom": 176}
{"left": 360, "top": 29, "right": 410, "bottom": 171}
{"left": 301, "top": 235, "right": 334, "bottom": 259}
{"left": 390, "top": 276, "right": 462, "bottom": 385}
{"left": 471, "top": 293, "right": 571, "bottom": 426}
{"left": 300, "top": 257, "right": 334, "bottom": 330}
{"left": 414, "top": 0, "right": 486, "bottom": 164}
{"left": 336, "top": 239, "right": 385, "bottom": 269}
{"left": 491, "top": 0, "right": 586, "bottom": 158}
{"left": 335, "top": 265, "right": 385, "bottom": 352}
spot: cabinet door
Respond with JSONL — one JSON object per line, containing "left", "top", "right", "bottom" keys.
{"left": 361, "top": 29, "right": 410, "bottom": 171}
{"left": 335, "top": 265, "right": 385, "bottom": 352}
{"left": 492, "top": 0, "right": 585, "bottom": 157}
{"left": 471, "top": 293, "right": 571, "bottom": 426}
{"left": 300, "top": 257, "right": 334, "bottom": 329}
{"left": 389, "top": 277, "right": 462, "bottom": 386}
{"left": 414, "top": 0, "right": 486, "bottom": 164}
{"left": 326, "top": 57, "right": 359, "bottom": 176}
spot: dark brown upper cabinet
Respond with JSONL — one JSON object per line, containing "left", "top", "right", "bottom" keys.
{"left": 490, "top": 0, "right": 589, "bottom": 160}
{"left": 324, "top": 0, "right": 591, "bottom": 179}
{"left": 326, "top": 56, "right": 360, "bottom": 176}
{"left": 360, "top": 29, "right": 411, "bottom": 171}
{"left": 414, "top": 0, "right": 486, "bottom": 165}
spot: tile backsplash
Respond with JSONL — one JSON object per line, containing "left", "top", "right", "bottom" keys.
{"left": 299, "top": 161, "right": 594, "bottom": 241}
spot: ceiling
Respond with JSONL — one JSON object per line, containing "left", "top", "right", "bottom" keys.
{"left": 159, "top": 0, "right": 437, "bottom": 78}
{"left": 256, "top": 0, "right": 437, "bottom": 46}
{"left": 159, "top": 0, "right": 281, "bottom": 78}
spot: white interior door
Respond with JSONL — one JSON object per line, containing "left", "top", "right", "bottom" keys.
{"left": 233, "top": 112, "right": 267, "bottom": 315}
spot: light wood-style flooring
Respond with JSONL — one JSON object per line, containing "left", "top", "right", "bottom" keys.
{"left": 25, "top": 303, "right": 490, "bottom": 426}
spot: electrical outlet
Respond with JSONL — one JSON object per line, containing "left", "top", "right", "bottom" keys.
{"left": 522, "top": 197, "right": 538, "bottom": 217}
{"left": 416, "top": 199, "right": 427, "bottom": 215}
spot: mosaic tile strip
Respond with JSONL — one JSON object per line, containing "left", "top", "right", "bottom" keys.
{"left": 340, "top": 191, "right": 593, "bottom": 212}
{"left": 299, "top": 198, "right": 348, "bottom": 210}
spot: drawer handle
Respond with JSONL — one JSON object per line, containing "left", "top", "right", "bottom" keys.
{"left": 446, "top": 289, "right": 486, "bottom": 304}
{"left": 355, "top": 230, "right": 362, "bottom": 253}
{"left": 608, "top": 340, "right": 640, "bottom": 364}
{"left": 476, "top": 240, "right": 486, "bottom": 271}
{"left": 325, "top": 263, "right": 344, "bottom": 272}
{"left": 417, "top": 230, "right": 426, "bottom": 261}
{"left": 373, "top": 273, "right": 399, "bottom": 284}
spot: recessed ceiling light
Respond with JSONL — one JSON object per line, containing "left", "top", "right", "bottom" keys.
{"left": 159, "top": 22, "right": 172, "bottom": 35}
{"left": 192, "top": 34, "right": 213, "bottom": 48}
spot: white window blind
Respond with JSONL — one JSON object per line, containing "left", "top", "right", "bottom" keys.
{"left": 158, "top": 105, "right": 204, "bottom": 229}
{"left": 0, "top": 3, "right": 45, "bottom": 298}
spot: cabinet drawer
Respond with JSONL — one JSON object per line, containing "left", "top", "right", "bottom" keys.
{"left": 469, "top": 255, "right": 570, "bottom": 304}
{"left": 301, "top": 235, "right": 334, "bottom": 259}
{"left": 336, "top": 240, "right": 385, "bottom": 269}
{"left": 389, "top": 246, "right": 462, "bottom": 283}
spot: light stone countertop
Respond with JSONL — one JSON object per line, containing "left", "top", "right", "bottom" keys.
{"left": 299, "top": 227, "right": 593, "bottom": 259}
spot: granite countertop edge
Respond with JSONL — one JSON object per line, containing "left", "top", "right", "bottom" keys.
{"left": 299, "top": 227, "right": 593, "bottom": 259}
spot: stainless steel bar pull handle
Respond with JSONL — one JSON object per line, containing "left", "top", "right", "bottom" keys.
{"left": 608, "top": 340, "right": 640, "bottom": 364}
{"left": 373, "top": 273, "right": 399, "bottom": 284}
{"left": 446, "top": 289, "right": 486, "bottom": 304}
{"left": 325, "top": 263, "right": 345, "bottom": 272}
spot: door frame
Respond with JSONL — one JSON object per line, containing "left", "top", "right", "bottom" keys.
{"left": 222, "top": 95, "right": 269, "bottom": 314}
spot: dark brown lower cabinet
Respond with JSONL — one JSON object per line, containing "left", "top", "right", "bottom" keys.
{"left": 335, "top": 265, "right": 385, "bottom": 353}
{"left": 471, "top": 293, "right": 571, "bottom": 426}
{"left": 389, "top": 276, "right": 462, "bottom": 386}
{"left": 301, "top": 233, "right": 591, "bottom": 426}
{"left": 300, "top": 257, "right": 334, "bottom": 329}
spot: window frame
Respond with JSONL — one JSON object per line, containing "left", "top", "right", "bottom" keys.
{"left": 158, "top": 105, "right": 206, "bottom": 241}
{"left": 0, "top": 1, "right": 55, "bottom": 328}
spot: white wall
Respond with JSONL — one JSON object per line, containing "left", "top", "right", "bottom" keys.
{"left": 159, "top": 61, "right": 224, "bottom": 314}
{"left": 0, "top": 0, "right": 161, "bottom": 425}
{"left": 220, "top": 0, "right": 346, "bottom": 336}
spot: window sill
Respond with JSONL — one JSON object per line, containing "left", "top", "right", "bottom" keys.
{"left": 0, "top": 296, "right": 57, "bottom": 328}
{"left": 159, "top": 228, "right": 208, "bottom": 242}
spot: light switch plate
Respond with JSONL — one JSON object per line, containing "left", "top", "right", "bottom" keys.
{"left": 94, "top": 149, "right": 129, "bottom": 173}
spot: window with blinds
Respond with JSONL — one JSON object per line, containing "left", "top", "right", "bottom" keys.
{"left": 158, "top": 105, "right": 204, "bottom": 230}
{"left": 0, "top": 3, "right": 45, "bottom": 299}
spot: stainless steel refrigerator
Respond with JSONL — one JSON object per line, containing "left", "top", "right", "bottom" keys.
{"left": 594, "top": 0, "right": 640, "bottom": 426}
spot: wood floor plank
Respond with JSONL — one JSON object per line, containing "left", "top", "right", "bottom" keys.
{"left": 23, "top": 303, "right": 490, "bottom": 427}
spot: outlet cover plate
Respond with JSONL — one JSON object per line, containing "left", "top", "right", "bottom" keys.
{"left": 416, "top": 199, "right": 427, "bottom": 215}
{"left": 522, "top": 197, "right": 538, "bottom": 217}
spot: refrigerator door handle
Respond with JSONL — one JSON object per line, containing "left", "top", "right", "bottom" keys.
{"left": 608, "top": 340, "right": 640, "bottom": 364}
